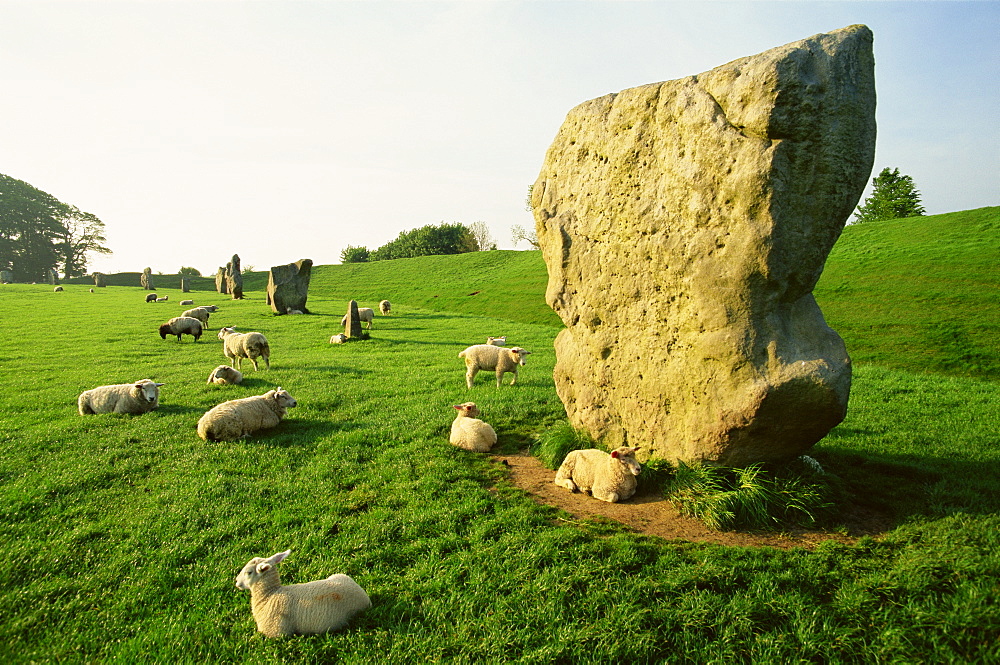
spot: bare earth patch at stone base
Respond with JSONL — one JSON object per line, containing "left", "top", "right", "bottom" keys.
{"left": 494, "top": 452, "right": 893, "bottom": 550}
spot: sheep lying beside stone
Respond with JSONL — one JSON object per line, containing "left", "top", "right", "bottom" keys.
{"left": 458, "top": 344, "right": 531, "bottom": 388}
{"left": 486, "top": 336, "right": 506, "bottom": 346}
{"left": 78, "top": 379, "right": 164, "bottom": 415}
{"left": 329, "top": 333, "right": 348, "bottom": 344}
{"left": 340, "top": 307, "right": 375, "bottom": 330}
{"left": 159, "top": 316, "right": 203, "bottom": 342}
{"left": 379, "top": 300, "right": 391, "bottom": 315}
{"left": 207, "top": 365, "right": 243, "bottom": 385}
{"left": 554, "top": 446, "right": 642, "bottom": 503}
{"left": 234, "top": 549, "right": 371, "bottom": 638}
{"left": 218, "top": 327, "right": 270, "bottom": 370}
{"left": 449, "top": 402, "right": 497, "bottom": 452}
{"left": 182, "top": 307, "right": 211, "bottom": 330}
{"left": 197, "top": 387, "right": 296, "bottom": 441}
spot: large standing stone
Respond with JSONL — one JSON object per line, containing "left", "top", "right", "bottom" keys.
{"left": 266, "top": 259, "right": 312, "bottom": 314}
{"left": 215, "top": 267, "right": 228, "bottom": 294}
{"left": 48, "top": 268, "right": 59, "bottom": 286}
{"left": 140, "top": 267, "right": 155, "bottom": 290}
{"left": 226, "top": 254, "right": 244, "bottom": 300}
{"left": 0, "top": 270, "right": 12, "bottom": 284}
{"left": 532, "top": 25, "right": 875, "bottom": 466}
{"left": 180, "top": 276, "right": 190, "bottom": 293}
{"left": 93, "top": 273, "right": 106, "bottom": 288}
{"left": 343, "top": 300, "right": 364, "bottom": 339}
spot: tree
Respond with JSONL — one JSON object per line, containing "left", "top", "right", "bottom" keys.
{"left": 468, "top": 221, "right": 496, "bottom": 251}
{"left": 854, "top": 167, "right": 926, "bottom": 224}
{"left": 57, "top": 207, "right": 111, "bottom": 278}
{"left": 0, "top": 174, "right": 70, "bottom": 282}
{"left": 340, "top": 245, "right": 370, "bottom": 263}
{"left": 178, "top": 266, "right": 202, "bottom": 276}
{"left": 510, "top": 224, "right": 539, "bottom": 249}
{"left": 370, "top": 223, "right": 478, "bottom": 261}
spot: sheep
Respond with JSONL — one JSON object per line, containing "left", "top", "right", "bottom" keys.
{"left": 197, "top": 387, "right": 296, "bottom": 441}
{"left": 179, "top": 299, "right": 195, "bottom": 306}
{"left": 145, "top": 293, "right": 158, "bottom": 303}
{"left": 89, "top": 288, "right": 94, "bottom": 293}
{"left": 554, "top": 446, "right": 642, "bottom": 503}
{"left": 286, "top": 307, "right": 304, "bottom": 315}
{"left": 379, "top": 300, "right": 391, "bottom": 315}
{"left": 218, "top": 326, "right": 271, "bottom": 371}
{"left": 156, "top": 296, "right": 169, "bottom": 302}
{"left": 182, "top": 307, "right": 211, "bottom": 329}
{"left": 53, "top": 285, "right": 63, "bottom": 292}
{"left": 329, "top": 333, "right": 348, "bottom": 344}
{"left": 78, "top": 379, "right": 165, "bottom": 415}
{"left": 340, "top": 307, "right": 374, "bottom": 330}
{"left": 234, "top": 549, "right": 371, "bottom": 638}
{"left": 200, "top": 305, "right": 220, "bottom": 312}
{"left": 458, "top": 344, "right": 531, "bottom": 388}
{"left": 159, "top": 316, "right": 203, "bottom": 342}
{"left": 486, "top": 336, "right": 507, "bottom": 346}
{"left": 207, "top": 364, "right": 243, "bottom": 385}
{"left": 449, "top": 402, "right": 497, "bottom": 452}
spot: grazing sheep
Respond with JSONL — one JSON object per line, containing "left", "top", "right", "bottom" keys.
{"left": 182, "top": 307, "right": 211, "bottom": 329}
{"left": 197, "top": 387, "right": 296, "bottom": 441}
{"left": 145, "top": 293, "right": 158, "bottom": 303}
{"left": 554, "top": 447, "right": 642, "bottom": 503}
{"left": 234, "top": 549, "right": 371, "bottom": 638}
{"left": 179, "top": 299, "right": 195, "bottom": 306}
{"left": 486, "top": 336, "right": 507, "bottom": 346}
{"left": 207, "top": 365, "right": 243, "bottom": 385}
{"left": 449, "top": 402, "right": 497, "bottom": 452}
{"left": 200, "top": 305, "right": 220, "bottom": 312}
{"left": 458, "top": 344, "right": 531, "bottom": 388}
{"left": 156, "top": 296, "right": 169, "bottom": 302}
{"left": 53, "top": 285, "right": 63, "bottom": 292}
{"left": 379, "top": 300, "right": 391, "bottom": 315}
{"left": 218, "top": 326, "right": 271, "bottom": 371}
{"left": 89, "top": 288, "right": 94, "bottom": 293}
{"left": 159, "top": 316, "right": 203, "bottom": 342}
{"left": 340, "top": 307, "right": 374, "bottom": 330}
{"left": 78, "top": 379, "right": 165, "bottom": 415}
{"left": 329, "top": 333, "right": 348, "bottom": 344}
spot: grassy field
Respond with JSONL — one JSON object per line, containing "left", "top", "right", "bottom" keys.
{"left": 1, "top": 206, "right": 998, "bottom": 662}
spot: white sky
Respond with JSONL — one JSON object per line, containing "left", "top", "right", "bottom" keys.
{"left": 2, "top": 1, "right": 997, "bottom": 275}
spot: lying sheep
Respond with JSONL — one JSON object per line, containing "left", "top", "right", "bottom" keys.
{"left": 159, "top": 316, "right": 203, "bottom": 342}
{"left": 145, "top": 293, "right": 158, "bottom": 303}
{"left": 486, "top": 336, "right": 507, "bottom": 346}
{"left": 379, "top": 300, "right": 391, "bottom": 315}
{"left": 458, "top": 344, "right": 531, "bottom": 388}
{"left": 179, "top": 299, "right": 195, "bottom": 306}
{"left": 53, "top": 285, "right": 63, "bottom": 292}
{"left": 156, "top": 296, "right": 169, "bottom": 302}
{"left": 449, "top": 402, "right": 497, "bottom": 452}
{"left": 200, "top": 305, "right": 220, "bottom": 312}
{"left": 182, "top": 307, "right": 212, "bottom": 329}
{"left": 340, "top": 307, "right": 374, "bottom": 330}
{"left": 329, "top": 333, "right": 348, "bottom": 344}
{"left": 78, "top": 379, "right": 165, "bottom": 415}
{"left": 554, "top": 446, "right": 642, "bottom": 503}
{"left": 235, "top": 549, "right": 371, "bottom": 638}
{"left": 218, "top": 327, "right": 271, "bottom": 371}
{"left": 207, "top": 365, "right": 243, "bottom": 385}
{"left": 197, "top": 387, "right": 296, "bottom": 441}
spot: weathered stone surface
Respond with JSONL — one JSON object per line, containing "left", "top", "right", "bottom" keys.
{"left": 532, "top": 25, "right": 875, "bottom": 466}
{"left": 180, "top": 276, "right": 190, "bottom": 292}
{"left": 226, "top": 254, "right": 244, "bottom": 300}
{"left": 266, "top": 259, "right": 312, "bottom": 314}
{"left": 93, "top": 273, "right": 106, "bottom": 288}
{"left": 344, "top": 300, "right": 364, "bottom": 339}
{"left": 215, "top": 267, "right": 228, "bottom": 294}
{"left": 48, "top": 268, "right": 59, "bottom": 285}
{"left": 140, "top": 267, "right": 155, "bottom": 290}
{"left": 0, "top": 270, "right": 12, "bottom": 284}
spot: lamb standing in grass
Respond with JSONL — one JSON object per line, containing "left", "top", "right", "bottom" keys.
{"left": 78, "top": 379, "right": 165, "bottom": 415}
{"left": 449, "top": 402, "right": 497, "bottom": 452}
{"left": 554, "top": 446, "right": 642, "bottom": 503}
{"left": 182, "top": 307, "right": 211, "bottom": 330}
{"left": 379, "top": 300, "right": 391, "bottom": 315}
{"left": 458, "top": 344, "right": 531, "bottom": 388}
{"left": 340, "top": 307, "right": 374, "bottom": 330}
{"left": 159, "top": 316, "right": 203, "bottom": 342}
{"left": 207, "top": 365, "right": 243, "bottom": 385}
{"left": 234, "top": 549, "right": 371, "bottom": 638}
{"left": 218, "top": 326, "right": 271, "bottom": 370}
{"left": 197, "top": 387, "right": 296, "bottom": 441}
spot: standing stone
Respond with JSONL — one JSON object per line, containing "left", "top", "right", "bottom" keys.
{"left": 93, "top": 273, "right": 106, "bottom": 288}
{"left": 140, "top": 267, "right": 155, "bottom": 290}
{"left": 266, "top": 259, "right": 312, "bottom": 314}
{"left": 532, "top": 25, "right": 875, "bottom": 466}
{"left": 0, "top": 270, "right": 12, "bottom": 284}
{"left": 344, "top": 300, "right": 364, "bottom": 339}
{"left": 48, "top": 268, "right": 59, "bottom": 286}
{"left": 180, "top": 277, "right": 190, "bottom": 293}
{"left": 226, "top": 254, "right": 244, "bottom": 300}
{"left": 215, "top": 267, "right": 228, "bottom": 295}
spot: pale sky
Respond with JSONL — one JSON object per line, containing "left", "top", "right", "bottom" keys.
{"left": 2, "top": 1, "right": 997, "bottom": 276}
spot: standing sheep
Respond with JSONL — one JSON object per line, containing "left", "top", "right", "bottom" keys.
{"left": 196, "top": 387, "right": 296, "bottom": 441}
{"left": 378, "top": 300, "right": 391, "bottom": 315}
{"left": 458, "top": 344, "right": 531, "bottom": 388}
{"left": 78, "top": 379, "right": 165, "bottom": 415}
{"left": 182, "top": 307, "right": 212, "bottom": 330}
{"left": 159, "top": 316, "right": 203, "bottom": 342}
{"left": 234, "top": 549, "right": 371, "bottom": 638}
{"left": 340, "top": 308, "right": 374, "bottom": 330}
{"left": 218, "top": 327, "right": 271, "bottom": 371}
{"left": 554, "top": 447, "right": 642, "bottom": 503}
{"left": 207, "top": 365, "right": 243, "bottom": 385}
{"left": 145, "top": 293, "right": 158, "bottom": 303}
{"left": 449, "top": 402, "right": 497, "bottom": 452}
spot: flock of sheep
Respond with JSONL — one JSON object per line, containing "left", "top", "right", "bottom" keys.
{"left": 71, "top": 292, "right": 643, "bottom": 638}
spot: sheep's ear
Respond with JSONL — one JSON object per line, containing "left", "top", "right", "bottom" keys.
{"left": 256, "top": 562, "right": 272, "bottom": 574}
{"left": 611, "top": 450, "right": 620, "bottom": 459}
{"left": 452, "top": 404, "right": 463, "bottom": 410}
{"left": 269, "top": 550, "right": 291, "bottom": 564}
{"left": 154, "top": 383, "right": 165, "bottom": 387}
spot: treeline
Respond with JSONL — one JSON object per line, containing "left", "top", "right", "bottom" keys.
{"left": 341, "top": 221, "right": 493, "bottom": 263}
{"left": 0, "top": 174, "right": 111, "bottom": 282}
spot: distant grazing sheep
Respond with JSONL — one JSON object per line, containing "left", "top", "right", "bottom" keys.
{"left": 199, "top": 305, "right": 220, "bottom": 312}
{"left": 449, "top": 402, "right": 497, "bottom": 452}
{"left": 182, "top": 307, "right": 211, "bottom": 329}
{"left": 197, "top": 387, "right": 296, "bottom": 441}
{"left": 145, "top": 293, "right": 158, "bottom": 303}
{"left": 234, "top": 549, "right": 371, "bottom": 638}
{"left": 554, "top": 446, "right": 642, "bottom": 503}
{"left": 53, "top": 285, "right": 63, "bottom": 292}
{"left": 458, "top": 344, "right": 531, "bottom": 388}
{"left": 159, "top": 316, "right": 203, "bottom": 342}
{"left": 486, "top": 336, "right": 506, "bottom": 346}
{"left": 78, "top": 379, "right": 164, "bottom": 415}
{"left": 207, "top": 365, "right": 243, "bottom": 385}
{"left": 156, "top": 296, "right": 169, "bottom": 302}
{"left": 340, "top": 308, "right": 374, "bottom": 330}
{"left": 179, "top": 299, "right": 195, "bottom": 306}
{"left": 218, "top": 327, "right": 270, "bottom": 371}
{"left": 379, "top": 300, "right": 391, "bottom": 315}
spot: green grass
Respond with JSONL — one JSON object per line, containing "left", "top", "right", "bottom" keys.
{"left": 1, "top": 206, "right": 999, "bottom": 662}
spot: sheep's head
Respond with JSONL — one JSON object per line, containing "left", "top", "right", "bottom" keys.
{"left": 235, "top": 549, "right": 291, "bottom": 590}
{"left": 452, "top": 402, "right": 481, "bottom": 418}
{"left": 158, "top": 324, "right": 172, "bottom": 339}
{"left": 269, "top": 388, "right": 297, "bottom": 409}
{"left": 610, "top": 447, "right": 642, "bottom": 476}
{"left": 509, "top": 347, "right": 531, "bottom": 366}
{"left": 218, "top": 327, "right": 237, "bottom": 340}
{"left": 131, "top": 379, "right": 164, "bottom": 404}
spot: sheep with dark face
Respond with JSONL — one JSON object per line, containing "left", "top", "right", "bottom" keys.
{"left": 145, "top": 293, "right": 158, "bottom": 303}
{"left": 159, "top": 316, "right": 203, "bottom": 342}
{"left": 78, "top": 379, "right": 164, "bottom": 415}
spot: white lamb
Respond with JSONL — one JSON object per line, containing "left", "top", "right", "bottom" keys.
{"left": 234, "top": 549, "right": 371, "bottom": 638}
{"left": 329, "top": 333, "right": 348, "bottom": 344}
{"left": 207, "top": 365, "right": 243, "bottom": 385}
{"left": 378, "top": 300, "right": 391, "bottom": 315}
{"left": 486, "top": 336, "right": 507, "bottom": 346}
{"left": 218, "top": 327, "right": 271, "bottom": 371}
{"left": 182, "top": 307, "right": 211, "bottom": 329}
{"left": 179, "top": 299, "right": 195, "bottom": 306}
{"left": 449, "top": 402, "right": 497, "bottom": 452}
{"left": 554, "top": 446, "right": 642, "bottom": 503}
{"left": 78, "top": 379, "right": 165, "bottom": 415}
{"left": 156, "top": 296, "right": 169, "bottom": 302}
{"left": 196, "top": 387, "right": 296, "bottom": 441}
{"left": 458, "top": 344, "right": 531, "bottom": 388}
{"left": 340, "top": 308, "right": 374, "bottom": 330}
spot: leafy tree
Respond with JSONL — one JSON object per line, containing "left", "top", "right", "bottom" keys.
{"left": 340, "top": 245, "right": 370, "bottom": 264}
{"left": 178, "top": 266, "right": 202, "bottom": 276}
{"left": 0, "top": 174, "right": 70, "bottom": 282}
{"left": 854, "top": 167, "right": 926, "bottom": 224}
{"left": 511, "top": 224, "right": 540, "bottom": 249}
{"left": 57, "top": 207, "right": 111, "bottom": 278}
{"left": 370, "top": 223, "right": 477, "bottom": 261}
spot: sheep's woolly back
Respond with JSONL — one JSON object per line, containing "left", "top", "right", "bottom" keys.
{"left": 218, "top": 328, "right": 271, "bottom": 370}
{"left": 159, "top": 316, "right": 203, "bottom": 341}
{"left": 197, "top": 388, "right": 296, "bottom": 441}
{"left": 340, "top": 308, "right": 375, "bottom": 329}
{"left": 554, "top": 447, "right": 642, "bottom": 503}
{"left": 78, "top": 379, "right": 164, "bottom": 415}
{"left": 449, "top": 402, "right": 497, "bottom": 452}
{"left": 458, "top": 344, "right": 531, "bottom": 388}
{"left": 207, "top": 365, "right": 243, "bottom": 385}
{"left": 182, "top": 308, "right": 211, "bottom": 328}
